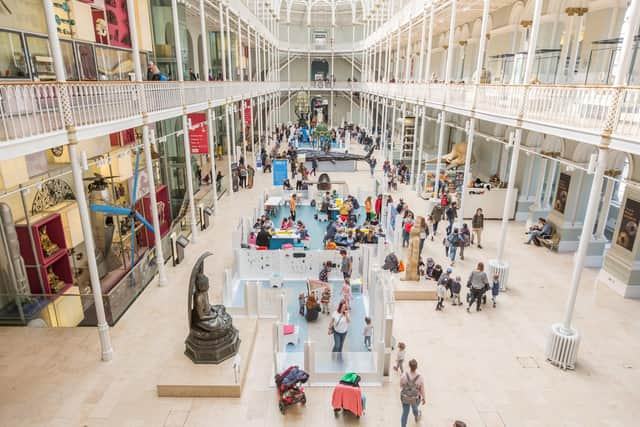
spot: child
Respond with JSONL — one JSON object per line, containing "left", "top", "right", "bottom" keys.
{"left": 320, "top": 286, "right": 331, "bottom": 314}
{"left": 451, "top": 276, "right": 462, "bottom": 306}
{"left": 298, "top": 293, "right": 305, "bottom": 316}
{"left": 363, "top": 317, "right": 373, "bottom": 351}
{"left": 436, "top": 280, "right": 446, "bottom": 311}
{"left": 342, "top": 279, "right": 352, "bottom": 309}
{"left": 393, "top": 342, "right": 406, "bottom": 373}
{"left": 491, "top": 274, "right": 500, "bottom": 308}
{"left": 425, "top": 257, "right": 435, "bottom": 279}
{"left": 418, "top": 259, "right": 426, "bottom": 277}
{"left": 432, "top": 264, "right": 443, "bottom": 282}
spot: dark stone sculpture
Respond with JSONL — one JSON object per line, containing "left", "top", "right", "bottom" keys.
{"left": 185, "top": 252, "right": 240, "bottom": 364}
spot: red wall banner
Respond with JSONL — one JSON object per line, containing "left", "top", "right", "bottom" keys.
{"left": 188, "top": 113, "right": 209, "bottom": 154}
{"left": 243, "top": 99, "right": 252, "bottom": 127}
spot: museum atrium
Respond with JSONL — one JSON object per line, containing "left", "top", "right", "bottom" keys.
{"left": 0, "top": 0, "right": 640, "bottom": 425}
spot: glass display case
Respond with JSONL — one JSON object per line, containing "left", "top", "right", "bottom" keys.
{"left": 584, "top": 36, "right": 640, "bottom": 85}
{"left": 487, "top": 49, "right": 560, "bottom": 84}
{"left": 0, "top": 30, "right": 29, "bottom": 79}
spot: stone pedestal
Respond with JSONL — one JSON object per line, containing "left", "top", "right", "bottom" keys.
{"left": 583, "top": 238, "right": 608, "bottom": 268}
{"left": 547, "top": 169, "right": 591, "bottom": 253}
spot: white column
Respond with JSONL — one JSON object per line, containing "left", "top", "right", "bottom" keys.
{"left": 287, "top": 22, "right": 291, "bottom": 121}
{"left": 404, "top": 9, "right": 413, "bottom": 82}
{"left": 528, "top": 157, "right": 548, "bottom": 224}
{"left": 545, "top": 161, "right": 558, "bottom": 208}
{"left": 394, "top": 28, "right": 402, "bottom": 81}
{"left": 126, "top": 0, "right": 167, "bottom": 286}
{"left": 390, "top": 102, "right": 397, "bottom": 163}
{"left": 199, "top": 0, "right": 209, "bottom": 80}
{"left": 219, "top": 4, "right": 227, "bottom": 80}
{"left": 257, "top": 96, "right": 263, "bottom": 151}
{"left": 560, "top": 10, "right": 575, "bottom": 81}
{"left": 171, "top": 0, "right": 184, "bottom": 81}
{"left": 43, "top": 0, "right": 113, "bottom": 360}
{"left": 458, "top": 0, "right": 490, "bottom": 225}
{"left": 207, "top": 109, "right": 219, "bottom": 208}
{"left": 226, "top": 7, "right": 233, "bottom": 81}
{"left": 224, "top": 103, "right": 234, "bottom": 191}
{"left": 424, "top": 3, "right": 434, "bottom": 81}
{"left": 417, "top": 5, "right": 427, "bottom": 82}
{"left": 182, "top": 115, "right": 199, "bottom": 241}
{"left": 433, "top": 0, "right": 457, "bottom": 197}
{"left": 496, "top": 130, "right": 521, "bottom": 262}
{"left": 561, "top": 148, "right": 607, "bottom": 331}
{"left": 595, "top": 179, "right": 614, "bottom": 239}
{"left": 568, "top": 10, "right": 586, "bottom": 81}
{"left": 330, "top": 8, "right": 335, "bottom": 127}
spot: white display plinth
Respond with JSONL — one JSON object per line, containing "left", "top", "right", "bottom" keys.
{"left": 461, "top": 188, "right": 518, "bottom": 220}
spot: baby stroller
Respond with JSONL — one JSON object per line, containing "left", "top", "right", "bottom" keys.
{"left": 275, "top": 365, "right": 309, "bottom": 414}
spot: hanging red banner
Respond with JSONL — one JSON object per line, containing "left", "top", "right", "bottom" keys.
{"left": 243, "top": 99, "right": 252, "bottom": 127}
{"left": 188, "top": 113, "right": 209, "bottom": 154}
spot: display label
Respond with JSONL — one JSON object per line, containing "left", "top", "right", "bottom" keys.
{"left": 553, "top": 172, "right": 571, "bottom": 214}
{"left": 272, "top": 159, "right": 288, "bottom": 186}
{"left": 616, "top": 197, "right": 640, "bottom": 252}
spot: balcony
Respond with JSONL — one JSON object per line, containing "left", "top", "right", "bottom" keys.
{"left": 0, "top": 81, "right": 278, "bottom": 159}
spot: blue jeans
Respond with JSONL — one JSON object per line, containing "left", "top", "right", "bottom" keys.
{"left": 401, "top": 402, "right": 420, "bottom": 427}
{"left": 402, "top": 231, "right": 410, "bottom": 247}
{"left": 332, "top": 331, "right": 347, "bottom": 352}
{"left": 364, "top": 335, "right": 371, "bottom": 350}
{"left": 449, "top": 246, "right": 457, "bottom": 262}
{"left": 527, "top": 230, "right": 542, "bottom": 243}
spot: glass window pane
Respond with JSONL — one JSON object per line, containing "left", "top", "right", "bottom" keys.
{"left": 96, "top": 47, "right": 133, "bottom": 80}
{"left": 77, "top": 43, "right": 97, "bottom": 80}
{"left": 0, "top": 31, "right": 29, "bottom": 79}
{"left": 26, "top": 35, "right": 55, "bottom": 81}
{"left": 60, "top": 40, "right": 78, "bottom": 81}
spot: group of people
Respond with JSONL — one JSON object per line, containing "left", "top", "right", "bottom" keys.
{"left": 431, "top": 262, "right": 501, "bottom": 312}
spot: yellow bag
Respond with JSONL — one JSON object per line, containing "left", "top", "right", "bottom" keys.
{"left": 398, "top": 260, "right": 405, "bottom": 272}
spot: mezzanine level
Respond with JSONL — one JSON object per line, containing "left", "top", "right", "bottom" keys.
{"left": 1, "top": 80, "right": 639, "bottom": 161}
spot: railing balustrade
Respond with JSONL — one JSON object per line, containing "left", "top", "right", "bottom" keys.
{"left": 1, "top": 80, "right": 639, "bottom": 148}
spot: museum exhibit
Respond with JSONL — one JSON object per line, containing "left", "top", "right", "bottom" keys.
{"left": 0, "top": 0, "right": 639, "bottom": 425}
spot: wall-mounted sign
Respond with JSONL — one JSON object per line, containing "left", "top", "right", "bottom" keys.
{"left": 272, "top": 160, "right": 288, "bottom": 186}
{"left": 188, "top": 113, "right": 208, "bottom": 154}
{"left": 553, "top": 173, "right": 571, "bottom": 214}
{"left": 616, "top": 197, "right": 640, "bottom": 252}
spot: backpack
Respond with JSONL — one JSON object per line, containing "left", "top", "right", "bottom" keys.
{"left": 400, "top": 373, "right": 421, "bottom": 404}
{"left": 451, "top": 233, "right": 462, "bottom": 247}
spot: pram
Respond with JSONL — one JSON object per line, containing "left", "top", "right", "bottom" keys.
{"left": 275, "top": 365, "right": 309, "bottom": 414}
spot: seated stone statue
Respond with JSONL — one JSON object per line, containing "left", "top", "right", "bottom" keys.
{"left": 185, "top": 252, "right": 240, "bottom": 364}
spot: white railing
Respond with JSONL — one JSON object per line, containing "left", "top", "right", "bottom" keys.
{"left": 0, "top": 83, "right": 64, "bottom": 142}
{"left": 0, "top": 81, "right": 280, "bottom": 143}
{"left": 475, "top": 84, "right": 524, "bottom": 119}
{"left": 614, "top": 88, "right": 640, "bottom": 139}
{"left": 523, "top": 85, "right": 616, "bottom": 135}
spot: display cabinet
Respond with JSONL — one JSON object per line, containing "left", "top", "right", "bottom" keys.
{"left": 15, "top": 213, "right": 73, "bottom": 295}
{"left": 136, "top": 184, "right": 170, "bottom": 247}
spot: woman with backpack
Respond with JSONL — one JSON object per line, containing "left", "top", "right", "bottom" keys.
{"left": 459, "top": 223, "right": 471, "bottom": 260}
{"left": 400, "top": 359, "right": 425, "bottom": 427}
{"left": 447, "top": 228, "right": 462, "bottom": 266}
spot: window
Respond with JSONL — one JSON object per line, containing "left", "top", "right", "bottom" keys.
{"left": 25, "top": 35, "right": 55, "bottom": 81}
{"left": 76, "top": 43, "right": 97, "bottom": 80}
{"left": 95, "top": 46, "right": 133, "bottom": 80}
{"left": 0, "top": 30, "right": 29, "bottom": 79}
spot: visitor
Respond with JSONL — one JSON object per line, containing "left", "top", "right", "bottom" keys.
{"left": 298, "top": 293, "right": 306, "bottom": 316}
{"left": 255, "top": 227, "right": 271, "bottom": 248}
{"left": 365, "top": 196, "right": 373, "bottom": 222}
{"left": 305, "top": 293, "right": 321, "bottom": 321}
{"left": 295, "top": 169, "right": 303, "bottom": 190}
{"left": 368, "top": 156, "right": 377, "bottom": 177}
{"left": 399, "top": 359, "right": 425, "bottom": 427}
{"left": 491, "top": 273, "right": 500, "bottom": 308}
{"left": 436, "top": 279, "right": 446, "bottom": 311}
{"left": 438, "top": 267, "right": 453, "bottom": 298}
{"left": 375, "top": 194, "right": 383, "bottom": 220}
{"left": 247, "top": 232, "right": 256, "bottom": 247}
{"left": 431, "top": 204, "right": 443, "bottom": 236}
{"left": 289, "top": 194, "right": 297, "bottom": 220}
{"left": 238, "top": 164, "right": 247, "bottom": 188}
{"left": 467, "top": 262, "right": 490, "bottom": 312}
{"left": 402, "top": 213, "right": 414, "bottom": 248}
{"left": 451, "top": 276, "right": 462, "bottom": 306}
{"left": 447, "top": 227, "right": 462, "bottom": 265}
{"left": 525, "top": 217, "right": 552, "bottom": 245}
{"left": 459, "top": 223, "right": 471, "bottom": 261}
{"left": 363, "top": 317, "right": 373, "bottom": 351}
{"left": 342, "top": 279, "right": 352, "bottom": 309}
{"left": 418, "top": 217, "right": 429, "bottom": 257}
{"left": 472, "top": 208, "right": 484, "bottom": 249}
{"left": 324, "top": 220, "right": 337, "bottom": 243}
{"left": 320, "top": 286, "right": 332, "bottom": 315}
{"left": 329, "top": 300, "right": 350, "bottom": 353}
{"left": 340, "top": 249, "right": 353, "bottom": 279}
{"left": 263, "top": 154, "right": 272, "bottom": 173}
{"left": 281, "top": 217, "right": 292, "bottom": 230}
{"left": 311, "top": 157, "right": 318, "bottom": 176}
{"left": 446, "top": 202, "right": 457, "bottom": 235}
{"left": 393, "top": 342, "right": 407, "bottom": 373}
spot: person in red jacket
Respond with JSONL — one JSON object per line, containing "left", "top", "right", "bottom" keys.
{"left": 374, "top": 194, "right": 383, "bottom": 221}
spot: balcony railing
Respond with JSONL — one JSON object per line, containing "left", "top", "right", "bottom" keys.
{"left": 1, "top": 80, "right": 639, "bottom": 150}
{"left": 0, "top": 81, "right": 278, "bottom": 144}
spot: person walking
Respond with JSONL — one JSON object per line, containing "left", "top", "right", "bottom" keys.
{"left": 459, "top": 223, "right": 471, "bottom": 260}
{"left": 431, "top": 204, "right": 443, "bottom": 236}
{"left": 467, "top": 262, "right": 490, "bottom": 312}
{"left": 471, "top": 208, "right": 484, "bottom": 249}
{"left": 491, "top": 273, "right": 500, "bottom": 308}
{"left": 368, "top": 156, "right": 377, "bottom": 177}
{"left": 289, "top": 194, "right": 297, "bottom": 220}
{"left": 365, "top": 196, "right": 373, "bottom": 222}
{"left": 329, "top": 300, "right": 350, "bottom": 352}
{"left": 418, "top": 217, "right": 429, "bottom": 257}
{"left": 445, "top": 202, "right": 457, "bottom": 235}
{"left": 340, "top": 248, "right": 353, "bottom": 279}
{"left": 311, "top": 157, "right": 318, "bottom": 176}
{"left": 447, "top": 228, "right": 461, "bottom": 265}
{"left": 375, "top": 194, "right": 383, "bottom": 220}
{"left": 400, "top": 359, "right": 425, "bottom": 427}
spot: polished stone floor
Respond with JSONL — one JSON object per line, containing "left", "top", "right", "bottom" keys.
{"left": 0, "top": 146, "right": 639, "bottom": 427}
